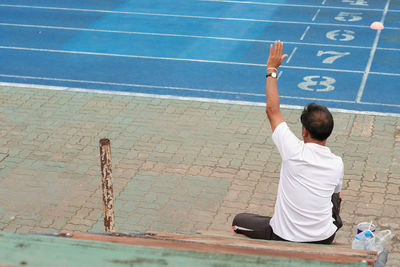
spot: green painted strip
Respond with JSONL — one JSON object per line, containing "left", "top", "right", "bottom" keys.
{"left": 0, "top": 232, "right": 367, "bottom": 267}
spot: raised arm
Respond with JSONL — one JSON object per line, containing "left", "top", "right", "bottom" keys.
{"left": 266, "top": 41, "right": 287, "bottom": 131}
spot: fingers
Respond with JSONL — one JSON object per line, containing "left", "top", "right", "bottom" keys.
{"left": 267, "top": 40, "right": 285, "bottom": 67}
{"left": 272, "top": 40, "right": 283, "bottom": 57}
{"left": 269, "top": 43, "right": 273, "bottom": 57}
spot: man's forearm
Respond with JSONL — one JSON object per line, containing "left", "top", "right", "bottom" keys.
{"left": 266, "top": 70, "right": 280, "bottom": 115}
{"left": 265, "top": 70, "right": 284, "bottom": 131}
{"left": 265, "top": 41, "right": 286, "bottom": 131}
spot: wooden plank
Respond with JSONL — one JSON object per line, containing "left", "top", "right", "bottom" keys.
{"left": 0, "top": 231, "right": 370, "bottom": 267}
{"left": 61, "top": 232, "right": 377, "bottom": 266}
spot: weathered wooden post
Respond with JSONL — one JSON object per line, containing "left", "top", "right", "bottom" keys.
{"left": 99, "top": 138, "right": 115, "bottom": 232}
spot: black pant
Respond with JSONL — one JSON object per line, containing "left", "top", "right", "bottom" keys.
{"left": 232, "top": 193, "right": 342, "bottom": 245}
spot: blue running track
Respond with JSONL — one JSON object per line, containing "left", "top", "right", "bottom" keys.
{"left": 0, "top": 0, "right": 399, "bottom": 114}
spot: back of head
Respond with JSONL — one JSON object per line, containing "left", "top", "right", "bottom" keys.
{"left": 300, "top": 103, "right": 334, "bottom": 141}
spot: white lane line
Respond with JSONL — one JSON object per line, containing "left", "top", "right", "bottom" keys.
{"left": 376, "top": 47, "right": 400, "bottom": 51}
{"left": 0, "top": 22, "right": 282, "bottom": 43}
{"left": 322, "top": 0, "right": 327, "bottom": 5}
{"left": 3, "top": 22, "right": 400, "bottom": 46}
{"left": 2, "top": 5, "right": 400, "bottom": 29}
{"left": 0, "top": 74, "right": 264, "bottom": 96}
{"left": 0, "top": 13, "right": 383, "bottom": 29}
{"left": 281, "top": 65, "right": 363, "bottom": 73}
{"left": 4, "top": 22, "right": 397, "bottom": 51}
{"left": 1, "top": 3, "right": 392, "bottom": 13}
{"left": 355, "top": 0, "right": 391, "bottom": 103}
{"left": 8, "top": 21, "right": 396, "bottom": 50}
{"left": 1, "top": 81, "right": 399, "bottom": 117}
{"left": 199, "top": 0, "right": 391, "bottom": 12}
{"left": 0, "top": 45, "right": 266, "bottom": 67}
{"left": 369, "top": 71, "right": 400, "bottom": 76}
{"left": 4, "top": 45, "right": 399, "bottom": 74}
{"left": 0, "top": 81, "right": 267, "bottom": 106}
{"left": 0, "top": 78, "right": 354, "bottom": 104}
{"left": 312, "top": 9, "right": 321, "bottom": 21}
{"left": 2, "top": 45, "right": 400, "bottom": 75}
{"left": 278, "top": 71, "right": 284, "bottom": 79}
{"left": 300, "top": 26, "right": 310, "bottom": 41}
{"left": 0, "top": 45, "right": 372, "bottom": 74}
{"left": 359, "top": 100, "right": 400, "bottom": 108}
{"left": 286, "top": 47, "right": 297, "bottom": 63}
{"left": 0, "top": 76, "right": 350, "bottom": 102}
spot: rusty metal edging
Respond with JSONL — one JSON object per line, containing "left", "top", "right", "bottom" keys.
{"left": 99, "top": 139, "right": 115, "bottom": 233}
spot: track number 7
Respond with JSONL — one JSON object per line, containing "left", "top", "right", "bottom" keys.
{"left": 317, "top": 51, "right": 350, "bottom": 64}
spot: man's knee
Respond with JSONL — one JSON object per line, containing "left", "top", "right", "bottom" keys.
{"left": 232, "top": 213, "right": 249, "bottom": 226}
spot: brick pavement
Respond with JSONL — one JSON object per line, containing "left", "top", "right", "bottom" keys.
{"left": 0, "top": 84, "right": 399, "bottom": 266}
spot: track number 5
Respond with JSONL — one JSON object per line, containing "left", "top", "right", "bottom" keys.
{"left": 298, "top": 76, "right": 336, "bottom": 92}
{"left": 342, "top": 0, "right": 368, "bottom": 6}
{"left": 335, "top": 12, "right": 363, "bottom": 22}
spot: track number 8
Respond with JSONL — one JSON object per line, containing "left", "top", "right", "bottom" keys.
{"left": 298, "top": 76, "right": 336, "bottom": 92}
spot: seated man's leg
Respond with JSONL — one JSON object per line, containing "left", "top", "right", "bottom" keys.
{"left": 232, "top": 213, "right": 274, "bottom": 240}
{"left": 331, "top": 192, "right": 343, "bottom": 230}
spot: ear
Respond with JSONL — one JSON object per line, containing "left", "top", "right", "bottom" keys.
{"left": 302, "top": 127, "right": 308, "bottom": 138}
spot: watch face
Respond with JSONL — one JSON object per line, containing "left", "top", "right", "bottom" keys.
{"left": 271, "top": 72, "right": 277, "bottom": 78}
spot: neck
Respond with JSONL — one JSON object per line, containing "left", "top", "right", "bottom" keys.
{"left": 304, "top": 138, "right": 326, "bottom": 146}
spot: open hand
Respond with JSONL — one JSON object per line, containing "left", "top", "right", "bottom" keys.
{"left": 267, "top": 41, "right": 288, "bottom": 69}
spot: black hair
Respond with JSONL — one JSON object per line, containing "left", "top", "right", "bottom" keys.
{"left": 300, "top": 103, "right": 334, "bottom": 141}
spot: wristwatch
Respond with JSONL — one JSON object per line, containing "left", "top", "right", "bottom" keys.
{"left": 266, "top": 72, "right": 277, "bottom": 78}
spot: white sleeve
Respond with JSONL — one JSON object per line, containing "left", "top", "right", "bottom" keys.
{"left": 272, "top": 122, "right": 302, "bottom": 161}
{"left": 334, "top": 160, "right": 344, "bottom": 193}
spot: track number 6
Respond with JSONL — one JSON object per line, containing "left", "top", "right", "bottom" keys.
{"left": 298, "top": 76, "right": 336, "bottom": 92}
{"left": 326, "top": 30, "right": 355, "bottom": 41}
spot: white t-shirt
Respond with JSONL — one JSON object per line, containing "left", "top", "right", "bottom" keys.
{"left": 270, "top": 122, "right": 344, "bottom": 242}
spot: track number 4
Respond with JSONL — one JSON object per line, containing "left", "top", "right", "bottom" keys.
{"left": 317, "top": 51, "right": 350, "bottom": 64}
{"left": 298, "top": 76, "right": 336, "bottom": 92}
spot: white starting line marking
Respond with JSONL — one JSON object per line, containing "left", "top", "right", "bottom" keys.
{"left": 312, "top": 9, "right": 321, "bottom": 21}
{"left": 356, "top": 0, "right": 391, "bottom": 103}
{"left": 1, "top": 81, "right": 399, "bottom": 117}
{"left": 300, "top": 26, "right": 311, "bottom": 41}
{"left": 286, "top": 47, "right": 298, "bottom": 63}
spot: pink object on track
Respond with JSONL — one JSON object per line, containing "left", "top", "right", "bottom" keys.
{"left": 370, "top": 21, "right": 384, "bottom": 30}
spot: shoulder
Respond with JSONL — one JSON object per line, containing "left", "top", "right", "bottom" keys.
{"left": 272, "top": 121, "right": 288, "bottom": 136}
{"left": 332, "top": 153, "right": 344, "bottom": 166}
{"left": 328, "top": 152, "right": 344, "bottom": 174}
{"left": 272, "top": 122, "right": 303, "bottom": 160}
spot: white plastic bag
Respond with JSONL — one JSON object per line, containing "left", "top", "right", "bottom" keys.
{"left": 374, "top": 230, "right": 393, "bottom": 254}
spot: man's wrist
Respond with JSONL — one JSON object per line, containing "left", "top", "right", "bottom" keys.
{"left": 266, "top": 72, "right": 277, "bottom": 78}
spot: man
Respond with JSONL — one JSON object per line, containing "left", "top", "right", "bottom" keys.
{"left": 232, "top": 41, "right": 344, "bottom": 244}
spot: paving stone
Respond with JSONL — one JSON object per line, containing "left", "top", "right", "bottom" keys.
{"left": 1, "top": 86, "right": 400, "bottom": 266}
